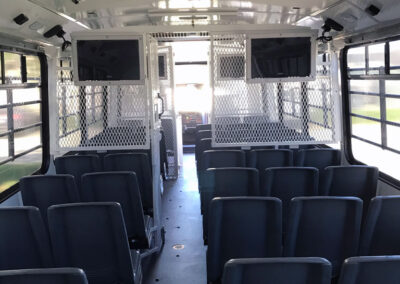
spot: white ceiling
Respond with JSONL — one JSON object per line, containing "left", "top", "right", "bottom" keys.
{"left": 0, "top": 0, "right": 400, "bottom": 47}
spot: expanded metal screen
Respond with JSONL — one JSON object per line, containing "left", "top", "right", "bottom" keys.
{"left": 159, "top": 46, "right": 178, "bottom": 179}
{"left": 210, "top": 33, "right": 340, "bottom": 147}
{"left": 56, "top": 55, "right": 149, "bottom": 151}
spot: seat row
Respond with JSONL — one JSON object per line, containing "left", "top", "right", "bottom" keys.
{"left": 197, "top": 148, "right": 341, "bottom": 184}
{"left": 53, "top": 153, "right": 153, "bottom": 214}
{"left": 206, "top": 195, "right": 400, "bottom": 283}
{"left": 220, "top": 256, "right": 400, "bottom": 284}
{"left": 200, "top": 165, "right": 378, "bottom": 243}
{"left": 20, "top": 172, "right": 153, "bottom": 251}
{"left": 0, "top": 203, "right": 140, "bottom": 284}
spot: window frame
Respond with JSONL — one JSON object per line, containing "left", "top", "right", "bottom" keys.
{"left": 341, "top": 35, "right": 400, "bottom": 189}
{"left": 0, "top": 45, "right": 49, "bottom": 202}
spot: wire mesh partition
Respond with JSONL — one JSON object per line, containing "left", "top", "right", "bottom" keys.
{"left": 55, "top": 55, "right": 150, "bottom": 151}
{"left": 159, "top": 46, "right": 178, "bottom": 179}
{"left": 210, "top": 33, "right": 340, "bottom": 147}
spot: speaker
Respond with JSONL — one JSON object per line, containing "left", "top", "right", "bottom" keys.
{"left": 13, "top": 14, "right": 29, "bottom": 25}
{"left": 44, "top": 25, "right": 65, "bottom": 38}
{"left": 366, "top": 4, "right": 381, "bottom": 16}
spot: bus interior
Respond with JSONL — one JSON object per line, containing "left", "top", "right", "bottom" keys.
{"left": 1, "top": 0, "right": 400, "bottom": 283}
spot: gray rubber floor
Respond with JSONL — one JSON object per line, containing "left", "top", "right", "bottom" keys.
{"left": 143, "top": 153, "right": 207, "bottom": 284}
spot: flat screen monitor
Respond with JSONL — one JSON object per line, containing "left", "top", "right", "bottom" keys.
{"left": 248, "top": 36, "right": 315, "bottom": 81}
{"left": 73, "top": 38, "right": 143, "bottom": 85}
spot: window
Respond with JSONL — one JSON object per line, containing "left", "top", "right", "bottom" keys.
{"left": 345, "top": 39, "right": 400, "bottom": 181}
{"left": 0, "top": 49, "right": 44, "bottom": 194}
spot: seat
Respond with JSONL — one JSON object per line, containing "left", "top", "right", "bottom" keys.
{"left": 284, "top": 197, "right": 363, "bottom": 278}
{"left": 295, "top": 149, "right": 341, "bottom": 183}
{"left": 338, "top": 256, "right": 400, "bottom": 284}
{"left": 196, "top": 138, "right": 212, "bottom": 170}
{"left": 19, "top": 175, "right": 80, "bottom": 226}
{"left": 207, "top": 197, "right": 282, "bottom": 283}
{"left": 54, "top": 155, "right": 101, "bottom": 190}
{"left": 359, "top": 196, "right": 400, "bottom": 256}
{"left": 0, "top": 207, "right": 53, "bottom": 270}
{"left": 195, "top": 130, "right": 212, "bottom": 161}
{"left": 247, "top": 149, "right": 294, "bottom": 190}
{"left": 262, "top": 167, "right": 319, "bottom": 232}
{"left": 103, "top": 153, "right": 153, "bottom": 214}
{"left": 48, "top": 203, "right": 137, "bottom": 284}
{"left": 196, "top": 124, "right": 211, "bottom": 132}
{"left": 222, "top": 257, "right": 332, "bottom": 284}
{"left": 321, "top": 166, "right": 378, "bottom": 216}
{"left": 199, "top": 150, "right": 246, "bottom": 207}
{"left": 201, "top": 150, "right": 246, "bottom": 171}
{"left": 0, "top": 268, "right": 88, "bottom": 284}
{"left": 201, "top": 167, "right": 259, "bottom": 243}
{"left": 81, "top": 172, "right": 152, "bottom": 250}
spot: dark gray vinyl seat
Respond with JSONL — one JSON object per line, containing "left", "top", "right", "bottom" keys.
{"left": 196, "top": 138, "right": 212, "bottom": 170}
{"left": 359, "top": 196, "right": 400, "bottom": 256}
{"left": 196, "top": 124, "right": 211, "bottom": 132}
{"left": 207, "top": 197, "right": 282, "bottom": 283}
{"left": 201, "top": 168, "right": 259, "bottom": 243}
{"left": 81, "top": 172, "right": 152, "bottom": 250}
{"left": 338, "top": 256, "right": 400, "bottom": 284}
{"left": 201, "top": 150, "right": 246, "bottom": 171}
{"left": 103, "top": 153, "right": 153, "bottom": 215}
{"left": 54, "top": 155, "right": 101, "bottom": 190}
{"left": 0, "top": 268, "right": 88, "bottom": 284}
{"left": 222, "top": 257, "right": 332, "bottom": 284}
{"left": 0, "top": 207, "right": 53, "bottom": 270}
{"left": 19, "top": 175, "right": 80, "bottom": 226}
{"left": 248, "top": 149, "right": 294, "bottom": 190}
{"left": 263, "top": 167, "right": 319, "bottom": 231}
{"left": 284, "top": 197, "right": 363, "bottom": 278}
{"left": 295, "top": 149, "right": 341, "bottom": 184}
{"left": 195, "top": 130, "right": 212, "bottom": 161}
{"left": 48, "top": 203, "right": 137, "bottom": 284}
{"left": 321, "top": 166, "right": 378, "bottom": 217}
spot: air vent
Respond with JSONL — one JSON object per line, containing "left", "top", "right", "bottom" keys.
{"left": 151, "top": 32, "right": 210, "bottom": 41}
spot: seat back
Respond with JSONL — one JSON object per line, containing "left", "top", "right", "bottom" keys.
{"left": 207, "top": 197, "right": 282, "bottom": 283}
{"left": 0, "top": 268, "right": 88, "bottom": 284}
{"left": 295, "top": 149, "right": 341, "bottom": 182}
{"left": 196, "top": 124, "right": 211, "bottom": 132}
{"left": 201, "top": 168, "right": 259, "bottom": 242}
{"left": 359, "top": 196, "right": 400, "bottom": 255}
{"left": 263, "top": 167, "right": 319, "bottom": 231}
{"left": 248, "top": 150, "right": 293, "bottom": 189}
{"left": 195, "top": 130, "right": 212, "bottom": 161}
{"left": 48, "top": 203, "right": 134, "bottom": 284}
{"left": 322, "top": 166, "right": 378, "bottom": 211}
{"left": 20, "top": 175, "right": 79, "bottom": 225}
{"left": 197, "top": 138, "right": 212, "bottom": 169}
{"left": 205, "top": 167, "right": 259, "bottom": 197}
{"left": 81, "top": 172, "right": 147, "bottom": 241}
{"left": 284, "top": 197, "right": 362, "bottom": 277}
{"left": 54, "top": 155, "right": 101, "bottom": 190}
{"left": 338, "top": 256, "right": 400, "bottom": 284}
{"left": 0, "top": 207, "right": 53, "bottom": 270}
{"left": 201, "top": 150, "right": 246, "bottom": 171}
{"left": 222, "top": 257, "right": 332, "bottom": 284}
{"left": 103, "top": 153, "right": 153, "bottom": 211}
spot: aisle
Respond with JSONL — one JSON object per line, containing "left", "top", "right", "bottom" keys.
{"left": 143, "top": 153, "right": 206, "bottom": 283}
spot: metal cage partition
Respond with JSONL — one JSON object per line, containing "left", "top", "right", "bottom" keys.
{"left": 51, "top": 33, "right": 164, "bottom": 257}
{"left": 210, "top": 32, "right": 341, "bottom": 147}
{"left": 55, "top": 38, "right": 150, "bottom": 152}
{"left": 159, "top": 46, "right": 179, "bottom": 179}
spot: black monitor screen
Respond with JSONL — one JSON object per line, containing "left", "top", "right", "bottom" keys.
{"left": 220, "top": 56, "right": 245, "bottom": 78}
{"left": 158, "top": 55, "right": 166, "bottom": 78}
{"left": 251, "top": 37, "right": 311, "bottom": 79}
{"left": 77, "top": 39, "right": 141, "bottom": 81}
